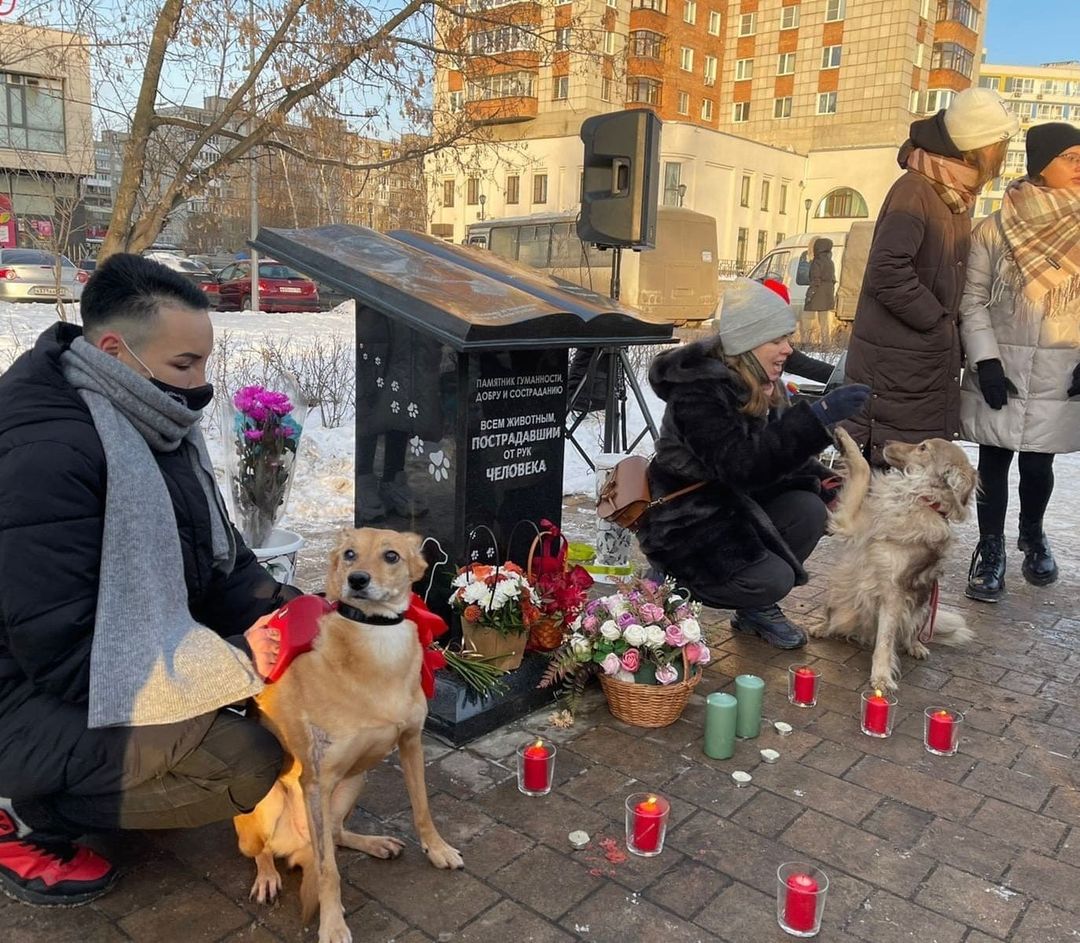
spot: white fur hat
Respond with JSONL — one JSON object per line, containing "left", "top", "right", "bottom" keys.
{"left": 717, "top": 278, "right": 796, "bottom": 356}
{"left": 944, "top": 88, "right": 1019, "bottom": 152}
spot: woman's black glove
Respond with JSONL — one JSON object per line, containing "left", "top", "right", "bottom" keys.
{"left": 810, "top": 384, "right": 871, "bottom": 426}
{"left": 976, "top": 359, "right": 1009, "bottom": 410}
{"left": 1068, "top": 363, "right": 1080, "bottom": 398}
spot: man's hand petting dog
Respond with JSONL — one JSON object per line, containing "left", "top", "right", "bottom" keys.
{"left": 244, "top": 616, "right": 280, "bottom": 679}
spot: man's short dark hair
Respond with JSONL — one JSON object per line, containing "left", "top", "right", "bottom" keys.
{"left": 81, "top": 253, "right": 209, "bottom": 343}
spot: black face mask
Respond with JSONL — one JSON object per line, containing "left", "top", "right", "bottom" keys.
{"left": 152, "top": 379, "right": 215, "bottom": 412}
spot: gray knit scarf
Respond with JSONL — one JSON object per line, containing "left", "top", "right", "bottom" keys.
{"left": 61, "top": 336, "right": 263, "bottom": 729}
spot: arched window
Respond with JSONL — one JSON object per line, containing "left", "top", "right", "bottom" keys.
{"left": 815, "top": 187, "right": 869, "bottom": 219}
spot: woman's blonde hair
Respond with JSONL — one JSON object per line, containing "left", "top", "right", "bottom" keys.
{"left": 714, "top": 338, "right": 783, "bottom": 416}
{"left": 964, "top": 140, "right": 1009, "bottom": 188}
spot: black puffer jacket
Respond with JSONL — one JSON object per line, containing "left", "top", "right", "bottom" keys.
{"left": 636, "top": 340, "right": 833, "bottom": 604}
{"left": 0, "top": 323, "right": 296, "bottom": 798}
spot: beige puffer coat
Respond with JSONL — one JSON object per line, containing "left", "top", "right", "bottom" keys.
{"left": 960, "top": 212, "right": 1080, "bottom": 453}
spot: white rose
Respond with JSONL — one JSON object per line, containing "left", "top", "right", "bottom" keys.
{"left": 645, "top": 624, "right": 667, "bottom": 649}
{"left": 606, "top": 597, "right": 627, "bottom": 618}
{"left": 680, "top": 618, "right": 702, "bottom": 643}
{"left": 623, "top": 624, "right": 647, "bottom": 647}
{"left": 615, "top": 669, "right": 637, "bottom": 683}
{"left": 570, "top": 634, "right": 592, "bottom": 660}
{"left": 600, "top": 620, "right": 621, "bottom": 641}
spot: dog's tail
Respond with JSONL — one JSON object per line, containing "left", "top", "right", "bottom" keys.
{"left": 932, "top": 610, "right": 974, "bottom": 647}
{"left": 295, "top": 847, "right": 319, "bottom": 924}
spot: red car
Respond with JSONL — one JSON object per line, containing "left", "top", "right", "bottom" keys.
{"left": 211, "top": 259, "right": 320, "bottom": 312}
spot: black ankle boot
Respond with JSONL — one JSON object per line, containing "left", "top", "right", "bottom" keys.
{"left": 1018, "top": 520, "right": 1058, "bottom": 586}
{"left": 966, "top": 535, "right": 1006, "bottom": 603}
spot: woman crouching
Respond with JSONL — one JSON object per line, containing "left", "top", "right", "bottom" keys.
{"left": 636, "top": 279, "right": 869, "bottom": 648}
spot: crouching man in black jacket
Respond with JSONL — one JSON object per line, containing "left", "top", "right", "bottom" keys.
{"left": 0, "top": 254, "right": 298, "bottom": 906}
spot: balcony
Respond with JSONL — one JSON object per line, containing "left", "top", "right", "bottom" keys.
{"left": 464, "top": 95, "right": 538, "bottom": 124}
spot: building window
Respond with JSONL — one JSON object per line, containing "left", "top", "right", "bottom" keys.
{"left": 704, "top": 55, "right": 717, "bottom": 86}
{"left": 937, "top": 0, "right": 979, "bottom": 31}
{"left": 631, "top": 0, "right": 666, "bottom": 10}
{"left": 825, "top": 0, "right": 846, "bottom": 22}
{"left": 780, "top": 5, "right": 799, "bottom": 29}
{"left": 733, "top": 101, "right": 750, "bottom": 123}
{"left": 442, "top": 179, "right": 455, "bottom": 208}
{"left": 738, "top": 12, "right": 756, "bottom": 36}
{"left": 776, "top": 232, "right": 786, "bottom": 245}
{"left": 466, "top": 177, "right": 480, "bottom": 205}
{"left": 532, "top": 173, "right": 548, "bottom": 204}
{"left": 506, "top": 175, "right": 519, "bottom": 204}
{"left": 601, "top": 77, "right": 612, "bottom": 101}
{"left": 467, "top": 71, "right": 535, "bottom": 101}
{"left": 920, "top": 0, "right": 931, "bottom": 17}
{"left": 779, "top": 182, "right": 788, "bottom": 214}
{"left": 740, "top": 175, "right": 751, "bottom": 207}
{"left": 931, "top": 42, "right": 974, "bottom": 78}
{"left": 662, "top": 161, "right": 682, "bottom": 206}
{"left": 761, "top": 180, "right": 770, "bottom": 211}
{"left": 815, "top": 187, "right": 869, "bottom": 218}
{"left": 757, "top": 229, "right": 768, "bottom": 261}
{"left": 914, "top": 43, "right": 926, "bottom": 68}
{"left": 701, "top": 98, "right": 714, "bottom": 120}
{"left": 683, "top": 0, "right": 696, "bottom": 25}
{"left": 630, "top": 30, "right": 663, "bottom": 59}
{"left": 603, "top": 30, "right": 616, "bottom": 54}
{"left": 737, "top": 227, "right": 749, "bottom": 266}
{"left": 909, "top": 89, "right": 922, "bottom": 113}
{"left": 821, "top": 46, "right": 842, "bottom": 69}
{"left": 627, "top": 77, "right": 662, "bottom": 105}
{"left": 1004, "top": 77, "right": 1035, "bottom": 94}
{"left": 735, "top": 58, "right": 754, "bottom": 81}
{"left": 925, "top": 88, "right": 955, "bottom": 112}
{"left": 555, "top": 27, "right": 571, "bottom": 50}
{"left": 708, "top": 10, "right": 721, "bottom": 35}
{"left": 607, "top": 0, "right": 618, "bottom": 6}
{"left": 777, "top": 53, "right": 796, "bottom": 76}
{"left": 448, "top": 90, "right": 464, "bottom": 112}
{"left": 817, "top": 91, "right": 837, "bottom": 115}
{"left": 470, "top": 25, "right": 538, "bottom": 55}
{"left": 677, "top": 91, "right": 690, "bottom": 114}
{"left": 774, "top": 96, "right": 792, "bottom": 118}
{"left": 553, "top": 76, "right": 569, "bottom": 100}
{"left": 0, "top": 73, "right": 65, "bottom": 153}
{"left": 680, "top": 47, "right": 694, "bottom": 72}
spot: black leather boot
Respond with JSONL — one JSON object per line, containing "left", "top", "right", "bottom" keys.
{"left": 1018, "top": 520, "right": 1058, "bottom": 586}
{"left": 966, "top": 535, "right": 1006, "bottom": 603}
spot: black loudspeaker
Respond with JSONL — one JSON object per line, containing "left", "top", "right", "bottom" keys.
{"left": 577, "top": 110, "right": 661, "bottom": 249}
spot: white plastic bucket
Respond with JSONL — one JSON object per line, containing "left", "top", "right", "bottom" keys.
{"left": 251, "top": 528, "right": 304, "bottom": 585}
{"left": 592, "top": 452, "right": 634, "bottom": 581}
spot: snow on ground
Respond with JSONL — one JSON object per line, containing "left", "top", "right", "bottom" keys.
{"left": 5, "top": 301, "right": 1080, "bottom": 578}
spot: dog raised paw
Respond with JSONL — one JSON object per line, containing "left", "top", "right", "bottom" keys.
{"left": 907, "top": 640, "right": 930, "bottom": 660}
{"left": 423, "top": 838, "right": 464, "bottom": 870}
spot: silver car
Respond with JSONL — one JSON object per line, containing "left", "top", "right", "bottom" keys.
{"left": 0, "top": 248, "right": 87, "bottom": 302}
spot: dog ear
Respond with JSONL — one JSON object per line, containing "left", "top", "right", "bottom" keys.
{"left": 405, "top": 532, "right": 429, "bottom": 583}
{"left": 944, "top": 465, "right": 977, "bottom": 509}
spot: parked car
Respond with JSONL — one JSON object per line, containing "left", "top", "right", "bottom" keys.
{"left": 143, "top": 251, "right": 218, "bottom": 292}
{"left": 77, "top": 259, "right": 97, "bottom": 275}
{"left": 211, "top": 260, "right": 320, "bottom": 312}
{"left": 0, "top": 249, "right": 88, "bottom": 303}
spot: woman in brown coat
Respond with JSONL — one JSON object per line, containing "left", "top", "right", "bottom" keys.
{"left": 844, "top": 89, "right": 1018, "bottom": 465}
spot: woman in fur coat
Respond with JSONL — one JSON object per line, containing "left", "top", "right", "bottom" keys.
{"left": 636, "top": 279, "right": 870, "bottom": 648}
{"left": 961, "top": 122, "right": 1080, "bottom": 602}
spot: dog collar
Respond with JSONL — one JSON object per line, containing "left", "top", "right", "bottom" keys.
{"left": 919, "top": 497, "right": 949, "bottom": 519}
{"left": 334, "top": 601, "right": 404, "bottom": 626}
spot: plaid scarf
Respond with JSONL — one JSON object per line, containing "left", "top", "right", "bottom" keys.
{"left": 905, "top": 148, "right": 980, "bottom": 214}
{"left": 1000, "top": 178, "right": 1080, "bottom": 318}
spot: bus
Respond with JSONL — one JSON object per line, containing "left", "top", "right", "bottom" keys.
{"left": 465, "top": 206, "right": 719, "bottom": 325}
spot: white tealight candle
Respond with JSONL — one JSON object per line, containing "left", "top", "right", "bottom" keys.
{"left": 774, "top": 721, "right": 793, "bottom": 737}
{"left": 732, "top": 770, "right": 752, "bottom": 787}
{"left": 568, "top": 830, "right": 590, "bottom": 850}
{"left": 760, "top": 748, "right": 780, "bottom": 764}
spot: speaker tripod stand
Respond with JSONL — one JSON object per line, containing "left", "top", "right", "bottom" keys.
{"left": 565, "top": 245, "right": 660, "bottom": 468}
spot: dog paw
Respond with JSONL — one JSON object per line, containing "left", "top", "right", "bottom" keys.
{"left": 318, "top": 912, "right": 352, "bottom": 943}
{"left": 907, "top": 640, "right": 930, "bottom": 660}
{"left": 870, "top": 674, "right": 898, "bottom": 693}
{"left": 249, "top": 871, "right": 282, "bottom": 904}
{"left": 340, "top": 832, "right": 405, "bottom": 859}
{"left": 423, "top": 839, "right": 464, "bottom": 870}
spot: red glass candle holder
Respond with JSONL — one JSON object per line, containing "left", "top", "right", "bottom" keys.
{"left": 788, "top": 665, "right": 819, "bottom": 708}
{"left": 625, "top": 793, "right": 670, "bottom": 857}
{"left": 924, "top": 707, "right": 962, "bottom": 756}
{"left": 516, "top": 739, "right": 556, "bottom": 796}
{"left": 860, "top": 689, "right": 897, "bottom": 738}
{"left": 777, "top": 862, "right": 828, "bottom": 937}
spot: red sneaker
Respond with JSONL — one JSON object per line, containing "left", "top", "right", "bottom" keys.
{"left": 0, "top": 810, "right": 117, "bottom": 906}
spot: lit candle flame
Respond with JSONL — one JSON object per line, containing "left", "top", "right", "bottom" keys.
{"left": 937, "top": 709, "right": 950, "bottom": 718}
{"left": 534, "top": 739, "right": 543, "bottom": 749}
{"left": 874, "top": 689, "right": 883, "bottom": 698}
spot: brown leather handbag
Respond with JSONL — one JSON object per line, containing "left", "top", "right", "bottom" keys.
{"left": 596, "top": 455, "right": 705, "bottom": 532}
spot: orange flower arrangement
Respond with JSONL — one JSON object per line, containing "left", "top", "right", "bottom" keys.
{"left": 449, "top": 561, "right": 541, "bottom": 637}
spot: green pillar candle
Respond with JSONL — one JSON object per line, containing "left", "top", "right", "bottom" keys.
{"left": 704, "top": 692, "right": 738, "bottom": 759}
{"left": 735, "top": 673, "right": 765, "bottom": 739}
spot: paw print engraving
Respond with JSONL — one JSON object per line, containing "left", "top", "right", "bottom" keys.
{"left": 374, "top": 356, "right": 382, "bottom": 366}
{"left": 376, "top": 376, "right": 384, "bottom": 388}
{"left": 409, "top": 435, "right": 424, "bottom": 456}
{"left": 428, "top": 449, "right": 450, "bottom": 482}
{"left": 407, "top": 402, "right": 419, "bottom": 418}
{"left": 391, "top": 380, "right": 400, "bottom": 392}
{"left": 390, "top": 400, "right": 400, "bottom": 414}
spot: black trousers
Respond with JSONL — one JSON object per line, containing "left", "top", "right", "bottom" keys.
{"left": 696, "top": 490, "right": 828, "bottom": 611}
{"left": 976, "top": 445, "right": 1055, "bottom": 537}
{"left": 15, "top": 709, "right": 283, "bottom": 835}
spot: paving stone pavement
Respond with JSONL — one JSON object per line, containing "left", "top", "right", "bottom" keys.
{"left": 7, "top": 525, "right": 1079, "bottom": 943}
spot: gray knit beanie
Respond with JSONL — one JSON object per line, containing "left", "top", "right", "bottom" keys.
{"left": 717, "top": 278, "right": 796, "bottom": 356}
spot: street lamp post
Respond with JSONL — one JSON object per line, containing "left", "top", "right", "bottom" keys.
{"left": 478, "top": 193, "right": 487, "bottom": 221}
{"left": 677, "top": 183, "right": 687, "bottom": 207}
{"left": 804, "top": 197, "right": 812, "bottom": 233}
